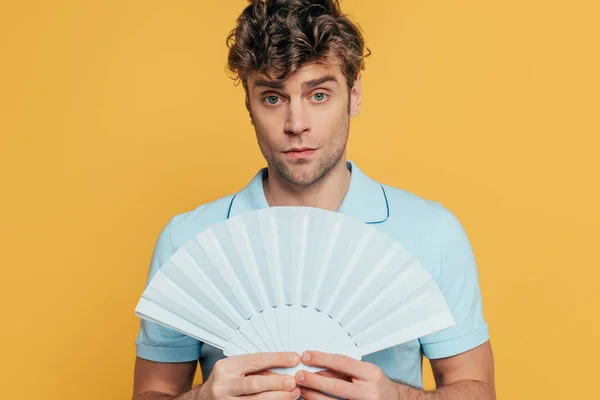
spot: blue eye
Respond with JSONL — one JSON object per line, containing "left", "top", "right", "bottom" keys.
{"left": 313, "top": 93, "right": 327, "bottom": 102}
{"left": 266, "top": 96, "right": 279, "bottom": 105}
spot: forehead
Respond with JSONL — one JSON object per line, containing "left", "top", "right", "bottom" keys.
{"left": 247, "top": 60, "right": 345, "bottom": 90}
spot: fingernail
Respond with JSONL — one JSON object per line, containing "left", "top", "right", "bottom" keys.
{"left": 285, "top": 379, "right": 295, "bottom": 389}
{"left": 296, "top": 371, "right": 304, "bottom": 382}
{"left": 292, "top": 387, "right": 301, "bottom": 398}
{"left": 289, "top": 354, "right": 300, "bottom": 363}
{"left": 303, "top": 352, "right": 312, "bottom": 363}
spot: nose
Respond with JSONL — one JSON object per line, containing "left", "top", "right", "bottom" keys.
{"left": 284, "top": 99, "right": 310, "bottom": 136}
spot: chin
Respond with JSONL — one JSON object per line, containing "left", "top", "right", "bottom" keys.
{"left": 273, "top": 157, "right": 323, "bottom": 187}
{"left": 288, "top": 173, "right": 320, "bottom": 187}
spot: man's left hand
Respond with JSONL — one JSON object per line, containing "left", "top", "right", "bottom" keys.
{"left": 295, "top": 351, "right": 400, "bottom": 400}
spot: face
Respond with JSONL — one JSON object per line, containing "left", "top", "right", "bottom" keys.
{"left": 245, "top": 60, "right": 362, "bottom": 187}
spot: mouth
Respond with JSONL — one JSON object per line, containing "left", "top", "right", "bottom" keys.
{"left": 283, "top": 147, "right": 317, "bottom": 158}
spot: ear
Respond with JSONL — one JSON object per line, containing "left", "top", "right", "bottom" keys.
{"left": 245, "top": 95, "right": 254, "bottom": 125}
{"left": 349, "top": 73, "right": 363, "bottom": 117}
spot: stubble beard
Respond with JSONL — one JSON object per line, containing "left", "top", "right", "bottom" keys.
{"left": 262, "top": 118, "right": 350, "bottom": 188}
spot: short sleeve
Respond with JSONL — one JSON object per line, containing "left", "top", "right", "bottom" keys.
{"left": 135, "top": 219, "right": 202, "bottom": 362}
{"left": 419, "top": 210, "right": 490, "bottom": 359}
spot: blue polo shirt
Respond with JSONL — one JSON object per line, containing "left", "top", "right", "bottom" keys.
{"left": 135, "top": 160, "right": 490, "bottom": 388}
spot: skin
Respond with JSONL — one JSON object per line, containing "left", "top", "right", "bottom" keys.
{"left": 295, "top": 344, "right": 495, "bottom": 399}
{"left": 132, "top": 58, "right": 495, "bottom": 399}
{"left": 245, "top": 59, "right": 361, "bottom": 211}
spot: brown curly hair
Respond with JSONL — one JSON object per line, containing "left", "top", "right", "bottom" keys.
{"left": 226, "top": 0, "right": 371, "bottom": 92}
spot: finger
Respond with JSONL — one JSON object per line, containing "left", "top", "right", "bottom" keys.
{"left": 316, "top": 370, "right": 351, "bottom": 381}
{"left": 295, "top": 370, "right": 356, "bottom": 400}
{"left": 299, "top": 387, "right": 336, "bottom": 400}
{"left": 241, "top": 387, "right": 302, "bottom": 400}
{"left": 234, "top": 352, "right": 301, "bottom": 375}
{"left": 301, "top": 351, "right": 376, "bottom": 380}
{"left": 247, "top": 370, "right": 277, "bottom": 377}
{"left": 229, "top": 374, "right": 298, "bottom": 397}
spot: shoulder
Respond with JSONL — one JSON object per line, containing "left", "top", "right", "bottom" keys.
{"left": 377, "top": 187, "right": 490, "bottom": 358}
{"left": 381, "top": 183, "right": 463, "bottom": 236}
{"left": 379, "top": 183, "right": 474, "bottom": 280}
{"left": 162, "top": 193, "right": 236, "bottom": 249}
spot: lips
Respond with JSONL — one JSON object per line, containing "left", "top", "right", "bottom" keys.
{"left": 283, "top": 147, "right": 316, "bottom": 158}
{"left": 285, "top": 147, "right": 315, "bottom": 152}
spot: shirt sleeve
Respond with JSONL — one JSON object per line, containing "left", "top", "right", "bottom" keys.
{"left": 419, "top": 208, "right": 490, "bottom": 359}
{"left": 134, "top": 219, "right": 202, "bottom": 362}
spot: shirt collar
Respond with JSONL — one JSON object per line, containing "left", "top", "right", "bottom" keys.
{"left": 227, "top": 160, "right": 389, "bottom": 224}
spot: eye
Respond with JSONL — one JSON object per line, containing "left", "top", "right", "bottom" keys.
{"left": 312, "top": 93, "right": 328, "bottom": 102}
{"left": 265, "top": 95, "right": 280, "bottom": 105}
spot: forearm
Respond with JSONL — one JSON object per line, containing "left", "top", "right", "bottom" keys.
{"left": 396, "top": 380, "right": 494, "bottom": 400}
{"left": 133, "top": 386, "right": 201, "bottom": 400}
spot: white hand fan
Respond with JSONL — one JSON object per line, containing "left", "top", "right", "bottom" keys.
{"left": 135, "top": 206, "right": 455, "bottom": 375}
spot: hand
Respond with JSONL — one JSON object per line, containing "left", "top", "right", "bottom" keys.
{"left": 197, "top": 352, "right": 302, "bottom": 400}
{"left": 295, "top": 351, "right": 399, "bottom": 400}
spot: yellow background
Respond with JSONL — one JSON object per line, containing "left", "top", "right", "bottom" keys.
{"left": 1, "top": 0, "right": 598, "bottom": 399}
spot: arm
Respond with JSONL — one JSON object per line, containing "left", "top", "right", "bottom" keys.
{"left": 297, "top": 209, "right": 495, "bottom": 400}
{"left": 133, "top": 221, "right": 302, "bottom": 400}
{"left": 294, "top": 344, "right": 494, "bottom": 400}
{"left": 401, "top": 208, "right": 494, "bottom": 398}
{"left": 397, "top": 341, "right": 495, "bottom": 399}
{"left": 132, "top": 357, "right": 200, "bottom": 400}
{"left": 133, "top": 220, "right": 203, "bottom": 400}
{"left": 132, "top": 353, "right": 303, "bottom": 400}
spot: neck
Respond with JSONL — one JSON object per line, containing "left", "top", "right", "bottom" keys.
{"left": 262, "top": 158, "right": 351, "bottom": 212}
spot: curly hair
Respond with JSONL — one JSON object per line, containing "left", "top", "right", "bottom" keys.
{"left": 226, "top": 0, "right": 371, "bottom": 92}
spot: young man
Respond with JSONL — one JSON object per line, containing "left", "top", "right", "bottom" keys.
{"left": 132, "top": 1, "right": 495, "bottom": 399}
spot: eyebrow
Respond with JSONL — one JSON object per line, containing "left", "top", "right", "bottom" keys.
{"left": 253, "top": 79, "right": 285, "bottom": 90}
{"left": 301, "top": 75, "right": 338, "bottom": 90}
{"left": 253, "top": 75, "right": 339, "bottom": 91}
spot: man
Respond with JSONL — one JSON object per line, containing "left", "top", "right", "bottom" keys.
{"left": 132, "top": 1, "right": 495, "bottom": 399}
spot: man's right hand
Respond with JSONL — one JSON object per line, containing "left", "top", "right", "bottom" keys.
{"left": 196, "top": 352, "right": 302, "bottom": 400}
